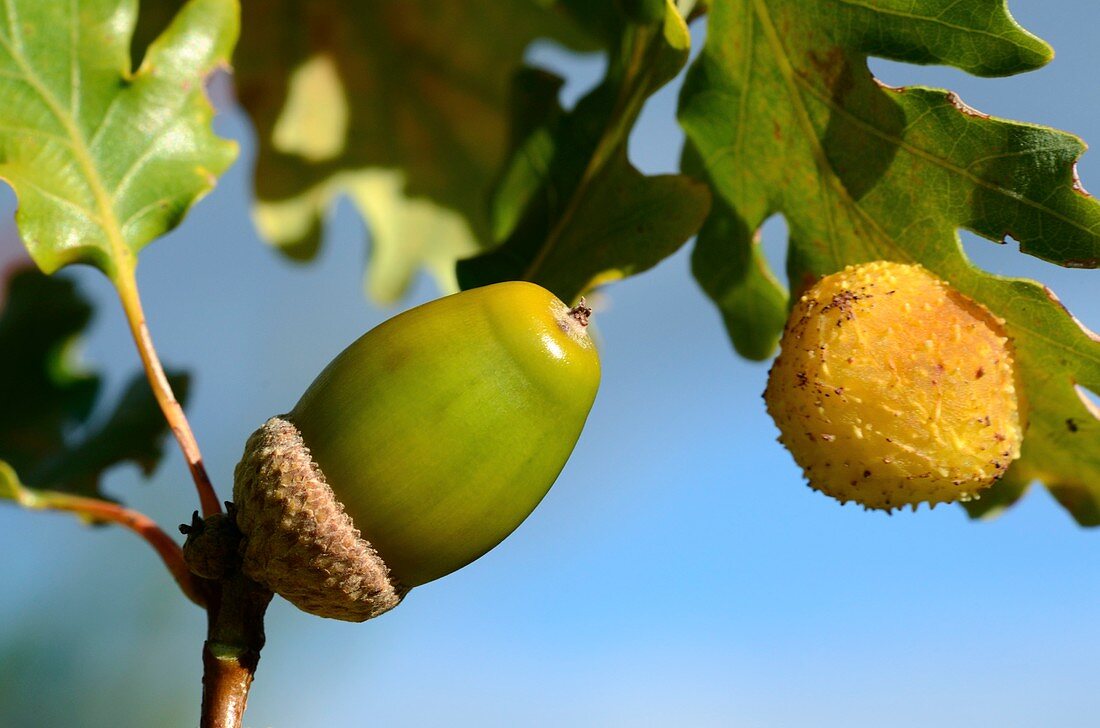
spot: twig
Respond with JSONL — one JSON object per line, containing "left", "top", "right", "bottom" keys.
{"left": 114, "top": 265, "right": 222, "bottom": 518}
{"left": 200, "top": 570, "right": 272, "bottom": 728}
{"left": 180, "top": 510, "right": 273, "bottom": 727}
{"left": 21, "top": 489, "right": 205, "bottom": 607}
{"left": 111, "top": 264, "right": 267, "bottom": 724}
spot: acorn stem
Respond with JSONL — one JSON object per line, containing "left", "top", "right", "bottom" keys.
{"left": 568, "top": 297, "right": 592, "bottom": 327}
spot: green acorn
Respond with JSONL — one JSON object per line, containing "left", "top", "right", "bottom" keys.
{"left": 232, "top": 282, "right": 600, "bottom": 621}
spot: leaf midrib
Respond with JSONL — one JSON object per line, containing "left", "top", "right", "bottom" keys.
{"left": 521, "top": 23, "right": 663, "bottom": 283}
{"left": 744, "top": 0, "right": 899, "bottom": 264}
{"left": 0, "top": 0, "right": 132, "bottom": 278}
{"left": 830, "top": 0, "right": 1025, "bottom": 45}
{"left": 791, "top": 75, "right": 1100, "bottom": 242}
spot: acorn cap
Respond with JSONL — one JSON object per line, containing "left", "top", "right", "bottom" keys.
{"left": 233, "top": 416, "right": 407, "bottom": 622}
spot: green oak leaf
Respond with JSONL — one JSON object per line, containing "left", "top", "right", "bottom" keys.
{"left": 0, "top": 266, "right": 187, "bottom": 502}
{"left": 25, "top": 370, "right": 191, "bottom": 497}
{"left": 678, "top": 0, "right": 1100, "bottom": 523}
{"left": 208, "top": 0, "right": 597, "bottom": 302}
{"left": 458, "top": 0, "right": 711, "bottom": 302}
{"left": 961, "top": 467, "right": 1031, "bottom": 522}
{"left": 0, "top": 0, "right": 238, "bottom": 281}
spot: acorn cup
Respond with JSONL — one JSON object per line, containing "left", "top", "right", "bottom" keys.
{"left": 232, "top": 282, "right": 600, "bottom": 622}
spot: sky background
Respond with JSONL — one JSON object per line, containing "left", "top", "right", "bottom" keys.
{"left": 2, "top": 2, "right": 1099, "bottom": 726}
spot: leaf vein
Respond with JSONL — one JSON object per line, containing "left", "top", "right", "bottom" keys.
{"left": 0, "top": 122, "right": 71, "bottom": 145}
{"left": 830, "top": 0, "right": 1016, "bottom": 44}
{"left": 69, "top": 0, "right": 80, "bottom": 120}
{"left": 18, "top": 176, "right": 101, "bottom": 226}
{"left": 751, "top": 0, "right": 897, "bottom": 263}
{"left": 111, "top": 117, "right": 184, "bottom": 200}
{"left": 794, "top": 76, "right": 1099, "bottom": 241}
{"left": 2, "top": 0, "right": 22, "bottom": 56}
{"left": 120, "top": 196, "right": 172, "bottom": 237}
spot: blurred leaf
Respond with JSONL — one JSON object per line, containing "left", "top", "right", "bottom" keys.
{"left": 26, "top": 371, "right": 191, "bottom": 498}
{"left": 458, "top": 1, "right": 711, "bottom": 303}
{"left": 0, "top": 461, "right": 24, "bottom": 503}
{"left": 961, "top": 467, "right": 1031, "bottom": 522}
{"left": 0, "top": 0, "right": 237, "bottom": 280}
{"left": 217, "top": 0, "right": 597, "bottom": 302}
{"left": 0, "top": 267, "right": 187, "bottom": 502}
{"left": 678, "top": 0, "right": 1100, "bottom": 523}
{"left": 0, "top": 268, "right": 99, "bottom": 474}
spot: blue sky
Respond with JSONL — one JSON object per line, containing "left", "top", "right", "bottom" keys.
{"left": 1, "top": 2, "right": 1098, "bottom": 726}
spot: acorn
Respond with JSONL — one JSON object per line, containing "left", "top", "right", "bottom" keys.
{"left": 763, "top": 261, "right": 1023, "bottom": 511}
{"left": 233, "top": 282, "right": 600, "bottom": 621}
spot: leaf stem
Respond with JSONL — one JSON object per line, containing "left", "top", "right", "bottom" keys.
{"left": 21, "top": 489, "right": 205, "bottom": 607}
{"left": 114, "top": 264, "right": 222, "bottom": 517}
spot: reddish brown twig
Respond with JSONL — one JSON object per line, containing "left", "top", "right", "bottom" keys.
{"left": 199, "top": 570, "right": 272, "bottom": 728}
{"left": 19, "top": 488, "right": 204, "bottom": 606}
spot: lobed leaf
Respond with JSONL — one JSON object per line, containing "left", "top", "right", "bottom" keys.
{"left": 0, "top": 266, "right": 187, "bottom": 502}
{"left": 0, "top": 267, "right": 99, "bottom": 476}
{"left": 206, "top": 0, "right": 597, "bottom": 302}
{"left": 678, "top": 0, "right": 1100, "bottom": 523}
{"left": 458, "top": 0, "right": 711, "bottom": 302}
{"left": 0, "top": 0, "right": 238, "bottom": 280}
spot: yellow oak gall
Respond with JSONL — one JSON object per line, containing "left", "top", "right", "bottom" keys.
{"left": 764, "top": 261, "right": 1024, "bottom": 511}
